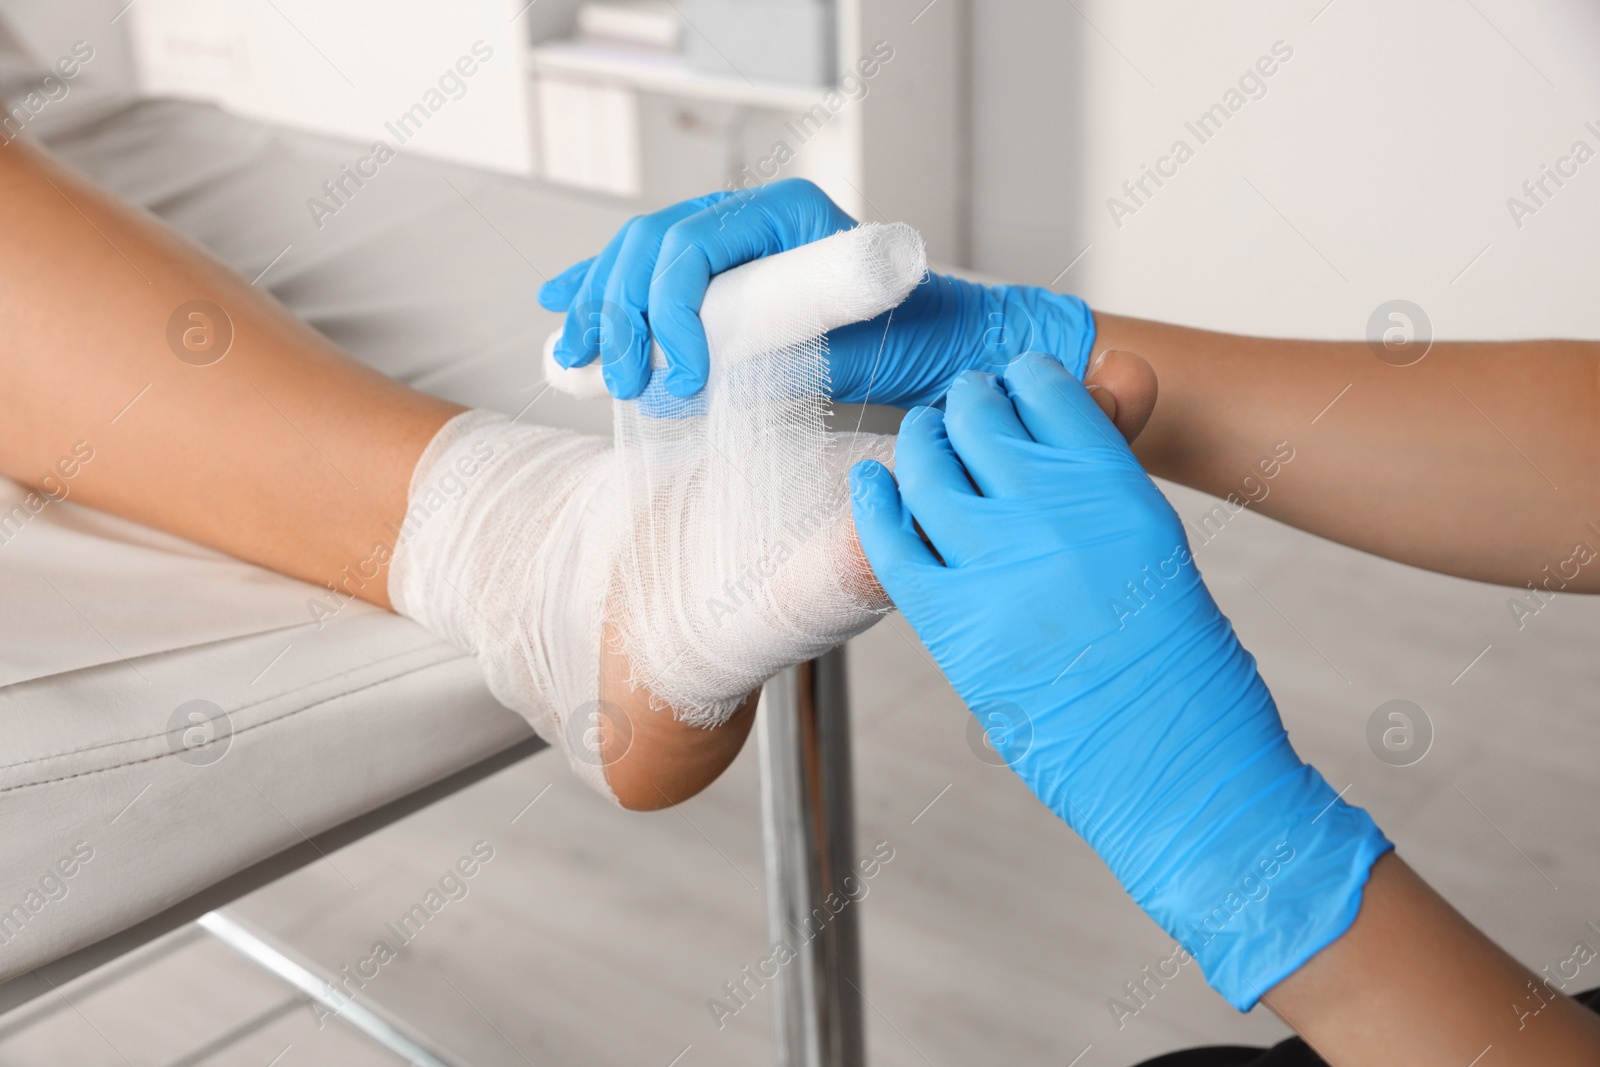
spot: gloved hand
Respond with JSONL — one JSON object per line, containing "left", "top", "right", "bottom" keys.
{"left": 848, "top": 355, "right": 1392, "bottom": 1010}
{"left": 536, "top": 179, "right": 1096, "bottom": 405}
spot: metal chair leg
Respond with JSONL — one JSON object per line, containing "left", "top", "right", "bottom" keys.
{"left": 198, "top": 912, "right": 469, "bottom": 1067}
{"left": 194, "top": 653, "right": 867, "bottom": 1067}
{"left": 757, "top": 646, "right": 866, "bottom": 1067}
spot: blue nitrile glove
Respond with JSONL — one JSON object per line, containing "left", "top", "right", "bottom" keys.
{"left": 848, "top": 355, "right": 1392, "bottom": 1010}
{"left": 536, "top": 178, "right": 1096, "bottom": 404}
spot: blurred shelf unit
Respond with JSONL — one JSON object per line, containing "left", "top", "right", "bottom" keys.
{"left": 529, "top": 40, "right": 825, "bottom": 112}
{"left": 526, "top": 0, "right": 967, "bottom": 263}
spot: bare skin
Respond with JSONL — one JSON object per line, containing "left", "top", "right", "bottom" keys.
{"left": 0, "top": 137, "right": 455, "bottom": 598}
{"left": 1266, "top": 853, "right": 1600, "bottom": 1065}
{"left": 597, "top": 622, "right": 759, "bottom": 810}
{"left": 1096, "top": 313, "right": 1600, "bottom": 592}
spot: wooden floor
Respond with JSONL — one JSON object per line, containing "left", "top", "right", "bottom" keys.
{"left": 3, "top": 478, "right": 1597, "bottom": 1067}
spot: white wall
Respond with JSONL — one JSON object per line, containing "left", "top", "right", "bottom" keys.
{"left": 970, "top": 0, "right": 1600, "bottom": 343}
{"left": 124, "top": 0, "right": 534, "bottom": 173}
{"left": 0, "top": 0, "right": 138, "bottom": 130}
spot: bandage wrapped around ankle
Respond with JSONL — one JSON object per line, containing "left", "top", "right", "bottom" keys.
{"left": 389, "top": 224, "right": 926, "bottom": 800}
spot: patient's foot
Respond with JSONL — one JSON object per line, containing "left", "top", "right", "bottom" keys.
{"left": 595, "top": 431, "right": 888, "bottom": 809}
{"left": 390, "top": 344, "right": 1155, "bottom": 811}
{"left": 597, "top": 621, "right": 760, "bottom": 810}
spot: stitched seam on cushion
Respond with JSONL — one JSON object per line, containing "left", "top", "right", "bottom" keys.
{"left": 0, "top": 617, "right": 312, "bottom": 693}
{"left": 0, "top": 641, "right": 469, "bottom": 771}
{"left": 0, "top": 653, "right": 505, "bottom": 795}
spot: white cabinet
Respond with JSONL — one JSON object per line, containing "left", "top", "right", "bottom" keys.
{"left": 528, "top": 0, "right": 967, "bottom": 263}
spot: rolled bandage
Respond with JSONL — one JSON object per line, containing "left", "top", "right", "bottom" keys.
{"left": 391, "top": 223, "right": 927, "bottom": 799}
{"left": 541, "top": 221, "right": 929, "bottom": 400}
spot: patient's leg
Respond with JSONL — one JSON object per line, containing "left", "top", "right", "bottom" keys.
{"left": 0, "top": 133, "right": 761, "bottom": 807}
{"left": 0, "top": 131, "right": 913, "bottom": 811}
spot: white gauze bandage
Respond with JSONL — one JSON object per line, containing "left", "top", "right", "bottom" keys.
{"left": 390, "top": 223, "right": 926, "bottom": 796}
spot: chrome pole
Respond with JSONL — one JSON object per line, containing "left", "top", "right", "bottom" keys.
{"left": 756, "top": 646, "right": 866, "bottom": 1067}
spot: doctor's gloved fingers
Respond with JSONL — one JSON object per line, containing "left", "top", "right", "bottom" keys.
{"left": 938, "top": 369, "right": 1057, "bottom": 500}
{"left": 598, "top": 197, "right": 725, "bottom": 399}
{"left": 555, "top": 218, "right": 639, "bottom": 369}
{"left": 537, "top": 258, "right": 592, "bottom": 312}
{"left": 850, "top": 461, "right": 942, "bottom": 589}
{"left": 890, "top": 406, "right": 990, "bottom": 568}
{"left": 551, "top": 194, "right": 728, "bottom": 375}
{"left": 648, "top": 179, "right": 859, "bottom": 397}
{"left": 1001, "top": 352, "right": 1131, "bottom": 455}
{"left": 824, "top": 276, "right": 954, "bottom": 406}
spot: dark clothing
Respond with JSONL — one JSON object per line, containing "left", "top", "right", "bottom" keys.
{"left": 1133, "top": 987, "right": 1600, "bottom": 1066}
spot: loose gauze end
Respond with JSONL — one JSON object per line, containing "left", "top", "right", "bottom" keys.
{"left": 390, "top": 222, "right": 927, "bottom": 799}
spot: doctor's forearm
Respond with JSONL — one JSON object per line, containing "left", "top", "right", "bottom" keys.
{"left": 1095, "top": 312, "right": 1600, "bottom": 590}
{"left": 1264, "top": 852, "right": 1600, "bottom": 1065}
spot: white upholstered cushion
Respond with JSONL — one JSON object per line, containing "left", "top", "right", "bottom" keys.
{"left": 0, "top": 474, "right": 533, "bottom": 981}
